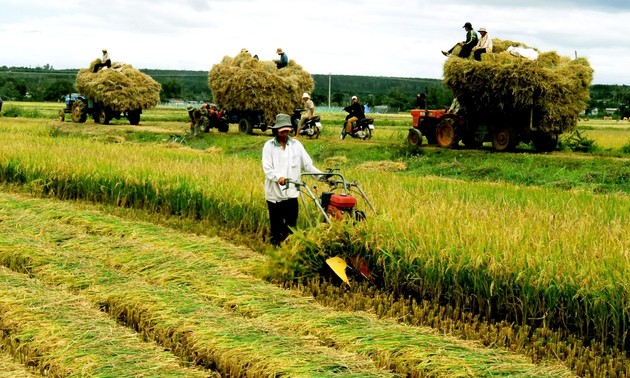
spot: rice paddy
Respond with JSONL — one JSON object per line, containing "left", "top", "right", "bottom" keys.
{"left": 0, "top": 105, "right": 628, "bottom": 376}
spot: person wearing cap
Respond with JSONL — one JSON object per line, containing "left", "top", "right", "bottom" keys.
{"left": 343, "top": 95, "right": 365, "bottom": 137}
{"left": 274, "top": 48, "right": 288, "bottom": 69}
{"left": 262, "top": 113, "right": 325, "bottom": 246}
{"left": 93, "top": 49, "right": 112, "bottom": 72}
{"left": 472, "top": 27, "right": 493, "bottom": 61}
{"left": 442, "top": 22, "right": 478, "bottom": 58}
{"left": 296, "top": 92, "right": 315, "bottom": 138}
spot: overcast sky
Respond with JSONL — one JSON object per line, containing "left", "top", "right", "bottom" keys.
{"left": 2, "top": 0, "right": 630, "bottom": 85}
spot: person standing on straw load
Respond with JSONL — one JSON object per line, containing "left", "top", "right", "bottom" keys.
{"left": 295, "top": 92, "right": 315, "bottom": 138}
{"left": 274, "top": 48, "right": 288, "bottom": 69}
{"left": 442, "top": 22, "right": 478, "bottom": 58}
{"left": 472, "top": 27, "right": 493, "bottom": 61}
{"left": 262, "top": 113, "right": 327, "bottom": 246}
{"left": 93, "top": 48, "right": 112, "bottom": 72}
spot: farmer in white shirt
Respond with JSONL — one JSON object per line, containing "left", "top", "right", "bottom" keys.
{"left": 473, "top": 27, "right": 493, "bottom": 61}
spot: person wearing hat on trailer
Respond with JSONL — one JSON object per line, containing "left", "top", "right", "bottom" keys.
{"left": 472, "top": 27, "right": 493, "bottom": 61}
{"left": 442, "top": 22, "right": 478, "bottom": 58}
{"left": 274, "top": 47, "right": 288, "bottom": 69}
{"left": 93, "top": 48, "right": 112, "bottom": 72}
{"left": 295, "top": 92, "right": 315, "bottom": 138}
{"left": 262, "top": 113, "right": 327, "bottom": 246}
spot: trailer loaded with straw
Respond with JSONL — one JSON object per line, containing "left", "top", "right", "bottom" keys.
{"left": 59, "top": 60, "right": 161, "bottom": 126}
{"left": 209, "top": 50, "right": 314, "bottom": 134}
{"left": 409, "top": 39, "right": 593, "bottom": 151}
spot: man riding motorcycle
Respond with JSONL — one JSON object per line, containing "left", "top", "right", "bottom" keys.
{"left": 342, "top": 95, "right": 365, "bottom": 139}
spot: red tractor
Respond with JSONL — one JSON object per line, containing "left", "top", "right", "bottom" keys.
{"left": 408, "top": 100, "right": 559, "bottom": 152}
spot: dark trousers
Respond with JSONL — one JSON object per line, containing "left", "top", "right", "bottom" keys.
{"left": 474, "top": 48, "right": 487, "bottom": 61}
{"left": 459, "top": 44, "right": 474, "bottom": 58}
{"left": 267, "top": 198, "right": 298, "bottom": 246}
{"left": 93, "top": 59, "right": 112, "bottom": 72}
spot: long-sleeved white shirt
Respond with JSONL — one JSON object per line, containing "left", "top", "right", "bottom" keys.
{"left": 262, "top": 137, "right": 322, "bottom": 202}
{"left": 476, "top": 34, "right": 493, "bottom": 52}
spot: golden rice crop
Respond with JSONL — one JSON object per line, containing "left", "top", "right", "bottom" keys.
{"left": 0, "top": 191, "right": 576, "bottom": 377}
{"left": 0, "top": 119, "right": 628, "bottom": 376}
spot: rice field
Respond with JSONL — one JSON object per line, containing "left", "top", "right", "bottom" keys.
{"left": 0, "top": 191, "right": 573, "bottom": 377}
{"left": 0, "top": 105, "right": 629, "bottom": 376}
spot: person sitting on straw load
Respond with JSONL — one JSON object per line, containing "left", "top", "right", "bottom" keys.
{"left": 274, "top": 48, "right": 288, "bottom": 69}
{"left": 442, "top": 22, "right": 478, "bottom": 58}
{"left": 472, "top": 27, "right": 493, "bottom": 61}
{"left": 296, "top": 92, "right": 315, "bottom": 138}
{"left": 93, "top": 49, "right": 112, "bottom": 72}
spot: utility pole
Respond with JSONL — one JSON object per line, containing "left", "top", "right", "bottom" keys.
{"left": 328, "top": 73, "right": 331, "bottom": 108}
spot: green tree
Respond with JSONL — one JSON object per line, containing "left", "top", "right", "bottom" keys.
{"left": 43, "top": 80, "right": 74, "bottom": 101}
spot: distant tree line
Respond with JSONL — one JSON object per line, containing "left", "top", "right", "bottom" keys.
{"left": 1, "top": 65, "right": 628, "bottom": 115}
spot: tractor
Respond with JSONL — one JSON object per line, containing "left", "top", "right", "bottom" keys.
{"left": 58, "top": 93, "right": 142, "bottom": 125}
{"left": 408, "top": 99, "right": 559, "bottom": 152}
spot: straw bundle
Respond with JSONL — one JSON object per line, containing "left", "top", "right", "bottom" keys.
{"left": 76, "top": 60, "right": 162, "bottom": 112}
{"left": 443, "top": 39, "right": 593, "bottom": 133}
{"left": 209, "top": 50, "right": 314, "bottom": 125}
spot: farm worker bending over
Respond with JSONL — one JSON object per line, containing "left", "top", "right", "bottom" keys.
{"left": 262, "top": 114, "right": 327, "bottom": 246}
{"left": 473, "top": 27, "right": 493, "bottom": 61}
{"left": 295, "top": 92, "right": 315, "bottom": 138}
{"left": 343, "top": 95, "right": 366, "bottom": 137}
{"left": 93, "top": 48, "right": 112, "bottom": 72}
{"left": 274, "top": 48, "right": 288, "bottom": 69}
{"left": 442, "top": 22, "right": 478, "bottom": 58}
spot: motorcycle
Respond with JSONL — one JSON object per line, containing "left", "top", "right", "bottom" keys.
{"left": 340, "top": 117, "right": 374, "bottom": 140}
{"left": 291, "top": 108, "right": 322, "bottom": 139}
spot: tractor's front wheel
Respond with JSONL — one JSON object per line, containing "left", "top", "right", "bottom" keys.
{"left": 58, "top": 109, "right": 65, "bottom": 122}
{"left": 71, "top": 100, "right": 87, "bottom": 123}
{"left": 407, "top": 128, "right": 423, "bottom": 147}
{"left": 436, "top": 118, "right": 458, "bottom": 148}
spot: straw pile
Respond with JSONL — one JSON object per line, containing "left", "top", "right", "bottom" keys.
{"left": 76, "top": 60, "right": 162, "bottom": 112}
{"left": 209, "top": 50, "right": 314, "bottom": 125}
{"left": 443, "top": 39, "right": 593, "bottom": 133}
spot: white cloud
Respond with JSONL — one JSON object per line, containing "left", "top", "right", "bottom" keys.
{"left": 1, "top": 0, "right": 629, "bottom": 84}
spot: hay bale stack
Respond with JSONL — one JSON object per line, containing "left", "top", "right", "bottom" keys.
{"left": 76, "top": 61, "right": 161, "bottom": 112}
{"left": 209, "top": 50, "right": 314, "bottom": 125}
{"left": 443, "top": 39, "right": 593, "bottom": 133}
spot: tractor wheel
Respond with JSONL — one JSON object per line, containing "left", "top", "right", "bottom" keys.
{"left": 95, "top": 107, "right": 110, "bottom": 125}
{"left": 239, "top": 118, "right": 253, "bottom": 134}
{"left": 532, "top": 132, "right": 558, "bottom": 152}
{"left": 462, "top": 136, "right": 482, "bottom": 149}
{"left": 436, "top": 118, "right": 457, "bottom": 148}
{"left": 127, "top": 110, "right": 141, "bottom": 125}
{"left": 71, "top": 100, "right": 87, "bottom": 123}
{"left": 218, "top": 120, "right": 229, "bottom": 132}
{"left": 58, "top": 109, "right": 65, "bottom": 122}
{"left": 492, "top": 127, "right": 516, "bottom": 151}
{"left": 407, "top": 129, "right": 423, "bottom": 147}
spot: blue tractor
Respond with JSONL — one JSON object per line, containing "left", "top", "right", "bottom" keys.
{"left": 58, "top": 93, "right": 141, "bottom": 125}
